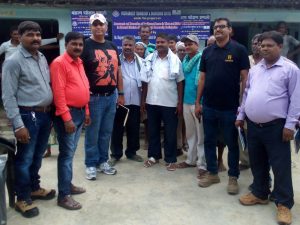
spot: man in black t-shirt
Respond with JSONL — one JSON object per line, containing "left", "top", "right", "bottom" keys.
{"left": 195, "top": 18, "right": 250, "bottom": 195}
{"left": 81, "top": 13, "right": 124, "bottom": 181}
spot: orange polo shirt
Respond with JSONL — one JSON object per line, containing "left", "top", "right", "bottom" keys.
{"left": 50, "top": 52, "right": 90, "bottom": 122}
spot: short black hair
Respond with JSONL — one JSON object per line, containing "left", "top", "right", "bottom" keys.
{"left": 168, "top": 34, "right": 178, "bottom": 42}
{"left": 122, "top": 35, "right": 135, "bottom": 43}
{"left": 156, "top": 33, "right": 169, "bottom": 41}
{"left": 18, "top": 21, "right": 41, "bottom": 35}
{"left": 65, "top": 32, "right": 84, "bottom": 44}
{"left": 260, "top": 31, "right": 283, "bottom": 45}
{"left": 9, "top": 26, "right": 18, "bottom": 34}
{"left": 214, "top": 17, "right": 232, "bottom": 27}
{"left": 139, "top": 24, "right": 151, "bottom": 32}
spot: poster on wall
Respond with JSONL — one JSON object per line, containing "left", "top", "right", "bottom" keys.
{"left": 112, "top": 10, "right": 210, "bottom": 51}
{"left": 71, "top": 10, "right": 108, "bottom": 37}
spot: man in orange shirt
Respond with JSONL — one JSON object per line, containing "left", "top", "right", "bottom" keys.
{"left": 50, "top": 32, "right": 91, "bottom": 210}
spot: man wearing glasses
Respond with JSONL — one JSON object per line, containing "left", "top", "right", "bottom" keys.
{"left": 195, "top": 18, "right": 250, "bottom": 194}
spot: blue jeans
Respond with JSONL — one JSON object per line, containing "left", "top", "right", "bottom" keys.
{"left": 202, "top": 105, "right": 239, "bottom": 177}
{"left": 54, "top": 108, "right": 85, "bottom": 199}
{"left": 15, "top": 109, "right": 52, "bottom": 201}
{"left": 85, "top": 93, "right": 117, "bottom": 167}
{"left": 146, "top": 104, "right": 178, "bottom": 163}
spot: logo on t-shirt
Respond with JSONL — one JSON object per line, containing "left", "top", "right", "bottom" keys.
{"left": 94, "top": 49, "right": 118, "bottom": 86}
{"left": 225, "top": 54, "right": 234, "bottom": 62}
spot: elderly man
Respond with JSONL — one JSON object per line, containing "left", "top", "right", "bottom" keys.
{"left": 50, "top": 32, "right": 91, "bottom": 210}
{"left": 195, "top": 18, "right": 249, "bottom": 194}
{"left": 176, "top": 35, "right": 206, "bottom": 178}
{"left": 110, "top": 36, "right": 144, "bottom": 165}
{"left": 2, "top": 21, "right": 55, "bottom": 218}
{"left": 82, "top": 13, "right": 124, "bottom": 180}
{"left": 236, "top": 31, "right": 300, "bottom": 225}
{"left": 141, "top": 33, "right": 184, "bottom": 171}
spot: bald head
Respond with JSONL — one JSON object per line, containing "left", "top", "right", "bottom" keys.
{"left": 207, "top": 35, "right": 216, "bottom": 47}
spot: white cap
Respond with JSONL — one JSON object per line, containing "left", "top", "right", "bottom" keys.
{"left": 90, "top": 13, "right": 107, "bottom": 25}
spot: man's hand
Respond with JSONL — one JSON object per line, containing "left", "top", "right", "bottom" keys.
{"left": 176, "top": 103, "right": 183, "bottom": 117}
{"left": 64, "top": 120, "right": 76, "bottom": 134}
{"left": 140, "top": 101, "right": 146, "bottom": 114}
{"left": 235, "top": 120, "right": 244, "bottom": 128}
{"left": 282, "top": 128, "right": 294, "bottom": 142}
{"left": 15, "top": 127, "right": 30, "bottom": 144}
{"left": 195, "top": 103, "right": 202, "bottom": 119}
{"left": 117, "top": 95, "right": 125, "bottom": 106}
{"left": 84, "top": 115, "right": 91, "bottom": 127}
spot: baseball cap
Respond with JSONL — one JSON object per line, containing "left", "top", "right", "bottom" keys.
{"left": 90, "top": 13, "right": 107, "bottom": 25}
{"left": 181, "top": 35, "right": 199, "bottom": 46}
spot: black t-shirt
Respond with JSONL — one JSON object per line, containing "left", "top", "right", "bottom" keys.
{"left": 200, "top": 40, "right": 250, "bottom": 111}
{"left": 81, "top": 38, "right": 121, "bottom": 94}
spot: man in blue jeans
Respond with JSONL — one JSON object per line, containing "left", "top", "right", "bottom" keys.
{"left": 50, "top": 32, "right": 91, "bottom": 210}
{"left": 195, "top": 18, "right": 249, "bottom": 194}
{"left": 81, "top": 13, "right": 124, "bottom": 180}
{"left": 2, "top": 21, "right": 55, "bottom": 218}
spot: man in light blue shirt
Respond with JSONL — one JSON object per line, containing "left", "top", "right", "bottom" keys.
{"left": 176, "top": 35, "right": 206, "bottom": 178}
{"left": 110, "top": 36, "right": 144, "bottom": 164}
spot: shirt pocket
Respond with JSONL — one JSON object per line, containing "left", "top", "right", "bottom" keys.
{"left": 267, "top": 75, "right": 286, "bottom": 96}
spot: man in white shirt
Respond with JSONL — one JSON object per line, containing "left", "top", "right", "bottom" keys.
{"left": 141, "top": 33, "right": 184, "bottom": 171}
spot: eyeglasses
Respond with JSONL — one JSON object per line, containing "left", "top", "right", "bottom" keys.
{"left": 213, "top": 25, "right": 229, "bottom": 30}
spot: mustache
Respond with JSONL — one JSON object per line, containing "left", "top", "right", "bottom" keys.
{"left": 31, "top": 40, "right": 41, "bottom": 45}
{"left": 73, "top": 49, "right": 82, "bottom": 53}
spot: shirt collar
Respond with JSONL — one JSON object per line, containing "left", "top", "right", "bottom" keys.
{"left": 259, "top": 56, "right": 284, "bottom": 68}
{"left": 63, "top": 51, "right": 82, "bottom": 64}
{"left": 120, "top": 52, "right": 136, "bottom": 63}
{"left": 19, "top": 46, "right": 43, "bottom": 59}
{"left": 213, "top": 39, "right": 232, "bottom": 50}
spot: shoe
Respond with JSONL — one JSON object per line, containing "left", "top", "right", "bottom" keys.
{"left": 166, "top": 163, "right": 176, "bottom": 171}
{"left": 98, "top": 162, "right": 117, "bottom": 175}
{"left": 277, "top": 204, "right": 292, "bottom": 225}
{"left": 71, "top": 184, "right": 86, "bottom": 195}
{"left": 198, "top": 173, "right": 220, "bottom": 188}
{"left": 31, "top": 188, "right": 56, "bottom": 200}
{"left": 108, "top": 157, "right": 119, "bottom": 166}
{"left": 85, "top": 167, "right": 97, "bottom": 180}
{"left": 239, "top": 163, "right": 250, "bottom": 171}
{"left": 15, "top": 200, "right": 39, "bottom": 218}
{"left": 127, "top": 154, "right": 143, "bottom": 162}
{"left": 197, "top": 169, "right": 208, "bottom": 179}
{"left": 58, "top": 195, "right": 82, "bottom": 210}
{"left": 176, "top": 161, "right": 196, "bottom": 169}
{"left": 239, "top": 192, "right": 269, "bottom": 206}
{"left": 227, "top": 176, "right": 239, "bottom": 195}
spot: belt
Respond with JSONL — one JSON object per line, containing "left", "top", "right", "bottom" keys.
{"left": 90, "top": 90, "right": 114, "bottom": 97}
{"left": 247, "top": 118, "right": 285, "bottom": 128}
{"left": 19, "top": 105, "right": 52, "bottom": 113}
{"left": 68, "top": 106, "right": 85, "bottom": 111}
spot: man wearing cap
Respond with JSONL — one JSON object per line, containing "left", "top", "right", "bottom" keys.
{"left": 195, "top": 18, "right": 250, "bottom": 194}
{"left": 82, "top": 13, "right": 124, "bottom": 180}
{"left": 176, "top": 35, "right": 206, "bottom": 178}
{"left": 2, "top": 21, "right": 55, "bottom": 218}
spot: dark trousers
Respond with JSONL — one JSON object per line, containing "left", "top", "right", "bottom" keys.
{"left": 202, "top": 105, "right": 239, "bottom": 177}
{"left": 146, "top": 104, "right": 178, "bottom": 163}
{"left": 247, "top": 119, "right": 294, "bottom": 209}
{"left": 15, "top": 109, "right": 52, "bottom": 201}
{"left": 111, "top": 105, "right": 141, "bottom": 159}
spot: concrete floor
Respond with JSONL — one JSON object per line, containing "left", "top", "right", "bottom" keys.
{"left": 2, "top": 129, "right": 300, "bottom": 225}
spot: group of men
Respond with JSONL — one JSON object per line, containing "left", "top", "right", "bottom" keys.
{"left": 1, "top": 13, "right": 299, "bottom": 225}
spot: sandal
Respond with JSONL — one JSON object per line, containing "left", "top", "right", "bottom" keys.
{"left": 57, "top": 195, "right": 82, "bottom": 210}
{"left": 31, "top": 188, "right": 56, "bottom": 200}
{"left": 166, "top": 163, "right": 176, "bottom": 171}
{"left": 176, "top": 162, "right": 196, "bottom": 169}
{"left": 71, "top": 184, "right": 86, "bottom": 195}
{"left": 144, "top": 157, "right": 158, "bottom": 168}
